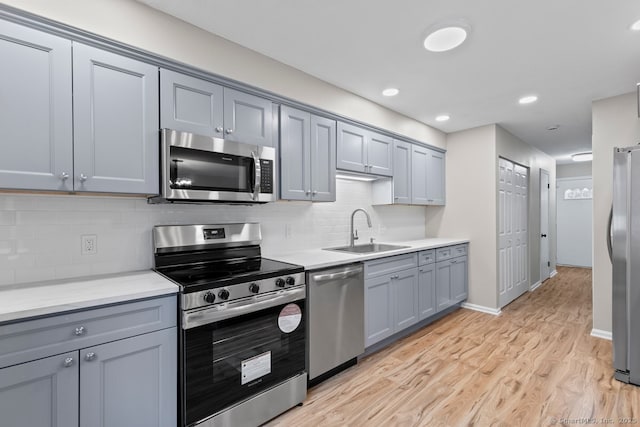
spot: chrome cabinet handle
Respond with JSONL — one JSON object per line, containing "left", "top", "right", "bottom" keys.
{"left": 390, "top": 274, "right": 400, "bottom": 279}
{"left": 74, "top": 326, "right": 86, "bottom": 336}
{"left": 394, "top": 197, "right": 399, "bottom": 200}
{"left": 215, "top": 126, "right": 223, "bottom": 133}
{"left": 607, "top": 206, "right": 613, "bottom": 262}
{"left": 63, "top": 357, "right": 74, "bottom": 367}
{"left": 305, "top": 190, "right": 311, "bottom": 195}
{"left": 225, "top": 128, "right": 234, "bottom": 134}
{"left": 84, "top": 352, "right": 96, "bottom": 362}
{"left": 79, "top": 173, "right": 88, "bottom": 182}
{"left": 312, "top": 190, "right": 318, "bottom": 196}
{"left": 451, "top": 260, "right": 458, "bottom": 264}
{"left": 60, "top": 172, "right": 69, "bottom": 181}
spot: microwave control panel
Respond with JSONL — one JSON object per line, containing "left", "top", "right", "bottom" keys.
{"left": 260, "top": 160, "right": 273, "bottom": 193}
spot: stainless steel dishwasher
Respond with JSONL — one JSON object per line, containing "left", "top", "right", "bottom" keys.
{"left": 307, "top": 263, "right": 364, "bottom": 383}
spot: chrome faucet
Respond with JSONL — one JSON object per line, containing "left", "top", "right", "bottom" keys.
{"left": 350, "top": 208, "right": 372, "bottom": 247}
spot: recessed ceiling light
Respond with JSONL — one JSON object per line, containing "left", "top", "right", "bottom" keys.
{"left": 382, "top": 88, "right": 399, "bottom": 97}
{"left": 435, "top": 115, "right": 450, "bottom": 122}
{"left": 571, "top": 152, "right": 593, "bottom": 162}
{"left": 631, "top": 19, "right": 640, "bottom": 31}
{"left": 519, "top": 95, "right": 538, "bottom": 104}
{"left": 423, "top": 26, "right": 468, "bottom": 52}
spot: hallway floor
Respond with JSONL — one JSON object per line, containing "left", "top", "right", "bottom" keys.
{"left": 269, "top": 267, "right": 639, "bottom": 426}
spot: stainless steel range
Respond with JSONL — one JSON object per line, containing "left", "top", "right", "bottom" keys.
{"left": 153, "top": 223, "right": 306, "bottom": 427}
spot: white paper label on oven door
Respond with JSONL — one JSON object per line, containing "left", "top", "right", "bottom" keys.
{"left": 241, "top": 351, "right": 271, "bottom": 385}
{"left": 278, "top": 303, "right": 302, "bottom": 333}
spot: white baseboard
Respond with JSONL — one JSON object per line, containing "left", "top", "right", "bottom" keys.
{"left": 550, "top": 269, "right": 558, "bottom": 278}
{"left": 591, "top": 329, "right": 612, "bottom": 340}
{"left": 461, "top": 302, "right": 502, "bottom": 316}
{"left": 530, "top": 280, "right": 542, "bottom": 291}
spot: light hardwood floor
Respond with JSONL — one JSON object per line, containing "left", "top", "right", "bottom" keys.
{"left": 269, "top": 266, "right": 640, "bottom": 426}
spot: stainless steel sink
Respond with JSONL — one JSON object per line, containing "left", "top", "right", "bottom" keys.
{"left": 324, "top": 243, "right": 410, "bottom": 254}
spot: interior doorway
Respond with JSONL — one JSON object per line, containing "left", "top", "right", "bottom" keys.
{"left": 540, "top": 169, "right": 551, "bottom": 282}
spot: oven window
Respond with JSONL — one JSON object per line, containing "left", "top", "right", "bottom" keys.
{"left": 184, "top": 300, "right": 306, "bottom": 426}
{"left": 169, "top": 146, "right": 253, "bottom": 192}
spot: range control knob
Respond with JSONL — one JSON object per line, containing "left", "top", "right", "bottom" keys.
{"left": 275, "top": 278, "right": 285, "bottom": 288}
{"left": 249, "top": 283, "right": 260, "bottom": 294}
{"left": 218, "top": 289, "right": 230, "bottom": 300}
{"left": 285, "top": 276, "right": 296, "bottom": 286}
{"left": 203, "top": 291, "right": 216, "bottom": 304}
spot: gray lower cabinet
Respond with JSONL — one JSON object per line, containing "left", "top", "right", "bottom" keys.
{"left": 0, "top": 296, "right": 177, "bottom": 427}
{"left": 73, "top": 43, "right": 159, "bottom": 194}
{"left": 279, "top": 106, "right": 336, "bottom": 201}
{"left": 435, "top": 245, "right": 469, "bottom": 311}
{"left": 451, "top": 255, "right": 469, "bottom": 302}
{"left": 160, "top": 69, "right": 274, "bottom": 147}
{"left": 337, "top": 122, "right": 392, "bottom": 177}
{"left": 418, "top": 263, "right": 437, "bottom": 320}
{"left": 365, "top": 274, "right": 395, "bottom": 347}
{"left": 0, "top": 19, "right": 73, "bottom": 192}
{"left": 393, "top": 268, "right": 420, "bottom": 331}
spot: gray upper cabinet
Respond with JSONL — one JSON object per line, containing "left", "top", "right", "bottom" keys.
{"left": 80, "top": 328, "right": 177, "bottom": 427}
{"left": 337, "top": 122, "right": 393, "bottom": 177}
{"left": 73, "top": 43, "right": 159, "bottom": 194}
{"left": 0, "top": 351, "right": 79, "bottom": 427}
{"left": 280, "top": 106, "right": 335, "bottom": 202}
{"left": 426, "top": 148, "right": 446, "bottom": 205}
{"left": 411, "top": 144, "right": 429, "bottom": 205}
{"left": 223, "top": 87, "right": 274, "bottom": 147}
{"left": 160, "top": 68, "right": 224, "bottom": 136}
{"left": 0, "top": 20, "right": 73, "bottom": 192}
{"left": 392, "top": 140, "right": 412, "bottom": 204}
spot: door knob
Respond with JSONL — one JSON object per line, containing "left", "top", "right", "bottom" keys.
{"left": 79, "top": 173, "right": 88, "bottom": 182}
{"left": 63, "top": 357, "right": 74, "bottom": 368}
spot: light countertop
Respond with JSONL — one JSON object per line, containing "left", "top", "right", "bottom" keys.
{"left": 263, "top": 238, "right": 469, "bottom": 270}
{"left": 0, "top": 271, "right": 179, "bottom": 324}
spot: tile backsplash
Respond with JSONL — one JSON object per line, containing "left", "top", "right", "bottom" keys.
{"left": 0, "top": 180, "right": 427, "bottom": 286}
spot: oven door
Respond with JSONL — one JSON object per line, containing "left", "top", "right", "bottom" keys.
{"left": 182, "top": 287, "right": 306, "bottom": 427}
{"left": 160, "top": 128, "right": 275, "bottom": 203}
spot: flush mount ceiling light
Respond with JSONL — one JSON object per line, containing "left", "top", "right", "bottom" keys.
{"left": 571, "top": 152, "right": 593, "bottom": 162}
{"left": 382, "top": 88, "right": 399, "bottom": 97}
{"left": 423, "top": 25, "right": 468, "bottom": 52}
{"left": 631, "top": 19, "right": 640, "bottom": 31}
{"left": 435, "top": 115, "right": 450, "bottom": 122}
{"left": 519, "top": 95, "right": 538, "bottom": 104}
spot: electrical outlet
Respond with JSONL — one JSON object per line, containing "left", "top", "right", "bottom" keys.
{"left": 81, "top": 234, "right": 97, "bottom": 255}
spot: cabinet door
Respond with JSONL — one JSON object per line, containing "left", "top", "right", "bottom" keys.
{"left": 451, "top": 256, "right": 468, "bottom": 303}
{"left": 80, "top": 328, "right": 177, "bottom": 427}
{"left": 393, "top": 268, "right": 420, "bottom": 331}
{"left": 365, "top": 276, "right": 394, "bottom": 347}
{"left": 337, "top": 122, "right": 367, "bottom": 173}
{"left": 392, "top": 140, "right": 412, "bottom": 204}
{"left": 310, "top": 115, "right": 336, "bottom": 202}
{"left": 0, "top": 20, "right": 73, "bottom": 191}
{"left": 160, "top": 68, "right": 224, "bottom": 136}
{"left": 73, "top": 43, "right": 159, "bottom": 194}
{"left": 426, "top": 148, "right": 446, "bottom": 205}
{"left": 280, "top": 106, "right": 311, "bottom": 201}
{"left": 418, "top": 263, "right": 437, "bottom": 320}
{"left": 435, "top": 260, "right": 453, "bottom": 312}
{"left": 223, "top": 87, "right": 273, "bottom": 147}
{"left": 367, "top": 131, "right": 393, "bottom": 177}
{"left": 0, "top": 352, "right": 78, "bottom": 427}
{"left": 411, "top": 144, "right": 429, "bottom": 205}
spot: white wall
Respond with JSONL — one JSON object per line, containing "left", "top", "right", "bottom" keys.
{"left": 556, "top": 178, "right": 593, "bottom": 267}
{"left": 0, "top": 180, "right": 427, "bottom": 287}
{"left": 557, "top": 162, "right": 592, "bottom": 179}
{"left": 592, "top": 92, "right": 640, "bottom": 333}
{"left": 1, "top": 0, "right": 445, "bottom": 148}
{"left": 426, "top": 125, "right": 497, "bottom": 308}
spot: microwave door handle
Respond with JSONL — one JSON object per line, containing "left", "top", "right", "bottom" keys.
{"left": 252, "top": 151, "right": 261, "bottom": 201}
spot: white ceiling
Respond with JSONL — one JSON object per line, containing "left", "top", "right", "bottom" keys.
{"left": 139, "top": 0, "right": 640, "bottom": 164}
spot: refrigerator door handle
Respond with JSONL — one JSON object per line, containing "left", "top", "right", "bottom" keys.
{"left": 607, "top": 206, "right": 613, "bottom": 263}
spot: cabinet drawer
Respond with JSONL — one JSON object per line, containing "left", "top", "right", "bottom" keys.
{"left": 452, "top": 244, "right": 468, "bottom": 258}
{"left": 0, "top": 295, "right": 176, "bottom": 369}
{"left": 435, "top": 246, "right": 454, "bottom": 262}
{"left": 418, "top": 249, "right": 435, "bottom": 266}
{"left": 365, "top": 253, "right": 418, "bottom": 279}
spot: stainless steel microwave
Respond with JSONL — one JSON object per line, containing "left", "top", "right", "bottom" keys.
{"left": 149, "top": 129, "right": 276, "bottom": 204}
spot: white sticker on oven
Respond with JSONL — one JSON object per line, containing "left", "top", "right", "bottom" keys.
{"left": 241, "top": 351, "right": 271, "bottom": 385}
{"left": 278, "top": 303, "right": 302, "bottom": 333}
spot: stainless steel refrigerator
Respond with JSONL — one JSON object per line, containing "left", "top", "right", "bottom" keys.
{"left": 611, "top": 145, "right": 640, "bottom": 385}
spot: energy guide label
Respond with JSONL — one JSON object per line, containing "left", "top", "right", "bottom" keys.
{"left": 278, "top": 303, "right": 302, "bottom": 333}
{"left": 241, "top": 351, "right": 271, "bottom": 385}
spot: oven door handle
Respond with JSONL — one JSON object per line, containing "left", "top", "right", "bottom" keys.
{"left": 252, "top": 150, "right": 261, "bottom": 201}
{"left": 182, "top": 286, "right": 305, "bottom": 329}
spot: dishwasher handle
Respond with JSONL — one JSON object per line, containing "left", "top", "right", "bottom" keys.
{"left": 312, "top": 266, "right": 362, "bottom": 283}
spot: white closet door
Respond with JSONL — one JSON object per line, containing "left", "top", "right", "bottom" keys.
{"left": 499, "top": 158, "right": 529, "bottom": 307}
